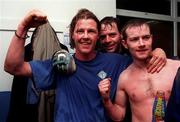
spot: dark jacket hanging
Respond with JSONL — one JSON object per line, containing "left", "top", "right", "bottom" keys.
{"left": 6, "top": 22, "right": 68, "bottom": 122}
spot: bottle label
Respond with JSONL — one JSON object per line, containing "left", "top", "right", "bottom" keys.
{"left": 152, "top": 91, "right": 166, "bottom": 122}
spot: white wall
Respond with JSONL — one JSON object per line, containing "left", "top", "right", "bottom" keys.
{"left": 0, "top": 0, "right": 116, "bottom": 91}
{"left": 0, "top": 0, "right": 116, "bottom": 31}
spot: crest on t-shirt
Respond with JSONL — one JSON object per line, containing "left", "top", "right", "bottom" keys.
{"left": 97, "top": 70, "right": 107, "bottom": 79}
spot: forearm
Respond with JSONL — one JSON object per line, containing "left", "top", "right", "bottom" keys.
{"left": 103, "top": 99, "right": 125, "bottom": 121}
{"left": 147, "top": 48, "right": 166, "bottom": 73}
{"left": 4, "top": 23, "right": 28, "bottom": 75}
{"left": 4, "top": 9, "right": 47, "bottom": 76}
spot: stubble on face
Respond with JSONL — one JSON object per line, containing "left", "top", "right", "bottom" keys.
{"left": 100, "top": 23, "right": 121, "bottom": 53}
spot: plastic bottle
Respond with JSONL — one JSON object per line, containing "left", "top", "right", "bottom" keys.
{"left": 154, "top": 90, "right": 166, "bottom": 122}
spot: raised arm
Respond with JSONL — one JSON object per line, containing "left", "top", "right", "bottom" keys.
{"left": 98, "top": 77, "right": 127, "bottom": 121}
{"left": 4, "top": 9, "right": 47, "bottom": 76}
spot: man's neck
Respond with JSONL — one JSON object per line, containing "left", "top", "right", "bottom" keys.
{"left": 75, "top": 51, "right": 97, "bottom": 61}
{"left": 132, "top": 59, "right": 147, "bottom": 71}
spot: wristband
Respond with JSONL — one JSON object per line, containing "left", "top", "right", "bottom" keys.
{"left": 15, "top": 30, "right": 30, "bottom": 40}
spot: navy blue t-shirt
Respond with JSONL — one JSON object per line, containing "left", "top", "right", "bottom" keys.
{"left": 29, "top": 52, "right": 131, "bottom": 122}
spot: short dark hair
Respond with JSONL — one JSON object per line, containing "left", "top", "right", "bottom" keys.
{"left": 121, "top": 19, "right": 151, "bottom": 40}
{"left": 69, "top": 8, "right": 100, "bottom": 48}
{"left": 100, "top": 16, "right": 121, "bottom": 32}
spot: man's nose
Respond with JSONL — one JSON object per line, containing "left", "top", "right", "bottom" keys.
{"left": 138, "top": 38, "right": 145, "bottom": 46}
{"left": 104, "top": 36, "right": 111, "bottom": 43}
{"left": 83, "top": 31, "right": 88, "bottom": 38}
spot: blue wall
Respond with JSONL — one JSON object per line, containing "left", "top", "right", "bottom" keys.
{"left": 0, "top": 91, "right": 11, "bottom": 122}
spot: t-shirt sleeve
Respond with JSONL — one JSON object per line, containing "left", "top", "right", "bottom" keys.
{"left": 29, "top": 59, "right": 55, "bottom": 90}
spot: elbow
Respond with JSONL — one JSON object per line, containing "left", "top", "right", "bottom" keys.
{"left": 112, "top": 115, "right": 124, "bottom": 122}
{"left": 110, "top": 107, "right": 125, "bottom": 122}
{"left": 4, "top": 61, "right": 10, "bottom": 73}
{"left": 4, "top": 63, "right": 15, "bottom": 75}
{"left": 4, "top": 61, "right": 31, "bottom": 77}
{"left": 4, "top": 61, "right": 20, "bottom": 75}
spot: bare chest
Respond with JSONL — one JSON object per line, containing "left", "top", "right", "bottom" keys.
{"left": 125, "top": 69, "right": 177, "bottom": 103}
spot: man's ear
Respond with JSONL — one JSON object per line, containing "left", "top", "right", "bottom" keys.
{"left": 121, "top": 40, "right": 128, "bottom": 49}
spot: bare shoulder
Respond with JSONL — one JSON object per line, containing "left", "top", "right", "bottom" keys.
{"left": 167, "top": 59, "right": 180, "bottom": 68}
{"left": 117, "top": 64, "right": 133, "bottom": 88}
{"left": 162, "top": 59, "right": 180, "bottom": 75}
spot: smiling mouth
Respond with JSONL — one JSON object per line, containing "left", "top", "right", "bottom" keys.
{"left": 106, "top": 47, "right": 114, "bottom": 51}
{"left": 136, "top": 49, "right": 148, "bottom": 52}
{"left": 106, "top": 44, "right": 115, "bottom": 49}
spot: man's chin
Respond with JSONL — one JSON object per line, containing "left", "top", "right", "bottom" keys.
{"left": 106, "top": 48, "right": 115, "bottom": 53}
{"left": 138, "top": 56, "right": 149, "bottom": 60}
{"left": 81, "top": 49, "right": 95, "bottom": 54}
{"left": 134, "top": 54, "right": 149, "bottom": 60}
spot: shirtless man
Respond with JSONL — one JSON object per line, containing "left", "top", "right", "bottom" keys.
{"left": 99, "top": 16, "right": 166, "bottom": 73}
{"left": 98, "top": 19, "right": 180, "bottom": 122}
